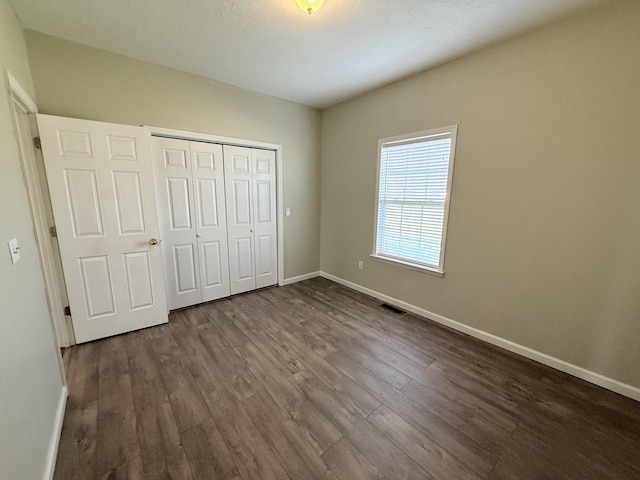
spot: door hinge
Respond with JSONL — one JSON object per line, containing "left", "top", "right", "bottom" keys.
{"left": 49, "top": 226, "right": 57, "bottom": 238}
{"left": 64, "top": 305, "right": 71, "bottom": 316}
{"left": 33, "top": 136, "right": 42, "bottom": 149}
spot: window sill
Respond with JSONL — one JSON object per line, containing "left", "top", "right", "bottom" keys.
{"left": 370, "top": 254, "right": 445, "bottom": 277}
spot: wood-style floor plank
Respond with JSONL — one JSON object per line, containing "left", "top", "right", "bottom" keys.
{"left": 122, "top": 329, "right": 159, "bottom": 386}
{"left": 96, "top": 349, "right": 140, "bottom": 477}
{"left": 98, "top": 455, "right": 144, "bottom": 480}
{"left": 131, "top": 377, "right": 193, "bottom": 479}
{"left": 291, "top": 369, "right": 362, "bottom": 434}
{"left": 149, "top": 333, "right": 210, "bottom": 433}
{"left": 53, "top": 400, "right": 98, "bottom": 480}
{"left": 344, "top": 415, "right": 433, "bottom": 480}
{"left": 367, "top": 404, "right": 490, "bottom": 480}
{"left": 55, "top": 278, "right": 640, "bottom": 480}
{"left": 239, "top": 341, "right": 343, "bottom": 454}
{"left": 64, "top": 342, "right": 100, "bottom": 411}
{"left": 242, "top": 389, "right": 338, "bottom": 480}
{"left": 203, "top": 387, "right": 291, "bottom": 480}
{"left": 321, "top": 437, "right": 385, "bottom": 480}
{"left": 269, "top": 326, "right": 382, "bottom": 417}
{"left": 182, "top": 419, "right": 240, "bottom": 480}
{"left": 198, "top": 324, "right": 262, "bottom": 400}
{"left": 401, "top": 379, "right": 518, "bottom": 456}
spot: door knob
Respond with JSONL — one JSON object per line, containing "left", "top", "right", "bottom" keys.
{"left": 149, "top": 238, "right": 159, "bottom": 245}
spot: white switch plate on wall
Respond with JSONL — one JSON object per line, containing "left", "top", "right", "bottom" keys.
{"left": 8, "top": 237, "right": 21, "bottom": 264}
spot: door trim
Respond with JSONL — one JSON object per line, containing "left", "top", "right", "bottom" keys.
{"left": 146, "top": 126, "right": 285, "bottom": 287}
{"left": 5, "top": 70, "right": 73, "bottom": 356}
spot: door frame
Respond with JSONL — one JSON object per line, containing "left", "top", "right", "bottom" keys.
{"left": 146, "top": 126, "right": 285, "bottom": 287}
{"left": 5, "top": 70, "right": 74, "bottom": 351}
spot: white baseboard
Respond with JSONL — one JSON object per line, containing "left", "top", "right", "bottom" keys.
{"left": 43, "top": 386, "right": 68, "bottom": 480}
{"left": 281, "top": 271, "right": 321, "bottom": 286}
{"left": 319, "top": 271, "right": 640, "bottom": 402}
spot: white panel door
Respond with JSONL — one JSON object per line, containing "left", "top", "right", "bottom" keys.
{"left": 224, "top": 145, "right": 278, "bottom": 295}
{"left": 252, "top": 149, "right": 277, "bottom": 288}
{"left": 37, "top": 114, "right": 168, "bottom": 343}
{"left": 224, "top": 145, "right": 256, "bottom": 295}
{"left": 191, "top": 141, "right": 230, "bottom": 302}
{"left": 152, "top": 137, "right": 202, "bottom": 309}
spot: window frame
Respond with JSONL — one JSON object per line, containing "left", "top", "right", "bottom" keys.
{"left": 371, "top": 124, "right": 458, "bottom": 276}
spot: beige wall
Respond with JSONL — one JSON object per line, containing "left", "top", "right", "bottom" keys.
{"left": 0, "top": 0, "right": 66, "bottom": 478}
{"left": 24, "top": 30, "right": 322, "bottom": 279}
{"left": 320, "top": 0, "right": 640, "bottom": 388}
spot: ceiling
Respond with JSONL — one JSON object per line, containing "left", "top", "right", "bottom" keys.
{"left": 10, "top": 0, "right": 611, "bottom": 109}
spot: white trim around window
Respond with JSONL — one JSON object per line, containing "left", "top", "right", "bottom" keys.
{"left": 372, "top": 125, "right": 458, "bottom": 276}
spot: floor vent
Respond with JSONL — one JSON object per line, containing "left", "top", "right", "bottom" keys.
{"left": 380, "top": 303, "right": 405, "bottom": 315}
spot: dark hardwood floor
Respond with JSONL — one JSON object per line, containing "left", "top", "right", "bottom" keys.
{"left": 55, "top": 277, "right": 640, "bottom": 480}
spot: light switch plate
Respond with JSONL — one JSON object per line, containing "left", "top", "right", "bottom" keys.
{"left": 285, "top": 207, "right": 292, "bottom": 217}
{"left": 8, "top": 237, "right": 20, "bottom": 264}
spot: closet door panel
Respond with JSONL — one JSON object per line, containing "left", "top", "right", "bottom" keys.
{"left": 231, "top": 180, "right": 252, "bottom": 225}
{"left": 201, "top": 241, "right": 224, "bottom": 288}
{"left": 173, "top": 243, "right": 198, "bottom": 293}
{"left": 196, "top": 179, "right": 218, "bottom": 227}
{"left": 224, "top": 145, "right": 256, "bottom": 294}
{"left": 235, "top": 237, "right": 254, "bottom": 280}
{"left": 252, "top": 149, "right": 277, "bottom": 288}
{"left": 255, "top": 181, "right": 272, "bottom": 223}
{"left": 191, "top": 142, "right": 230, "bottom": 301}
{"left": 153, "top": 137, "right": 202, "bottom": 309}
{"left": 256, "top": 234, "right": 273, "bottom": 277}
{"left": 167, "top": 177, "right": 192, "bottom": 229}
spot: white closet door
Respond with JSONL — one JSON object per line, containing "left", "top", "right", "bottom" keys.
{"left": 37, "top": 114, "right": 168, "bottom": 343}
{"left": 252, "top": 149, "right": 277, "bottom": 288}
{"left": 224, "top": 145, "right": 256, "bottom": 295}
{"left": 224, "top": 145, "right": 278, "bottom": 295}
{"left": 153, "top": 137, "right": 201, "bottom": 309}
{"left": 191, "top": 141, "right": 230, "bottom": 302}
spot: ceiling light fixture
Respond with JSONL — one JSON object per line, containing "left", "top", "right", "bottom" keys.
{"left": 296, "top": 0, "right": 325, "bottom": 14}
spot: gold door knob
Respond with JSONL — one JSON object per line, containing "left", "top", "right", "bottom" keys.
{"left": 149, "top": 238, "right": 159, "bottom": 246}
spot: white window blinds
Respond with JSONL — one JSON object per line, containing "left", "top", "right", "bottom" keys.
{"left": 374, "top": 126, "right": 457, "bottom": 273}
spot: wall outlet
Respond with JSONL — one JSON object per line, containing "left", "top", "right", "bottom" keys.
{"left": 358, "top": 260, "right": 363, "bottom": 270}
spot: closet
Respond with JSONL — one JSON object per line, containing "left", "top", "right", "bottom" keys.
{"left": 153, "top": 137, "right": 277, "bottom": 310}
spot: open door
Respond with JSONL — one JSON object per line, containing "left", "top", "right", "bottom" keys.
{"left": 37, "top": 114, "right": 168, "bottom": 343}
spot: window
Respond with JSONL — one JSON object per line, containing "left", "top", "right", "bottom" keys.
{"left": 372, "top": 125, "right": 457, "bottom": 275}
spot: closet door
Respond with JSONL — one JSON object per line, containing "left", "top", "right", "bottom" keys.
{"left": 224, "top": 145, "right": 256, "bottom": 294}
{"left": 153, "top": 137, "right": 201, "bottom": 309}
{"left": 224, "top": 145, "right": 278, "bottom": 295}
{"left": 252, "top": 149, "right": 278, "bottom": 288}
{"left": 191, "top": 142, "right": 231, "bottom": 302}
